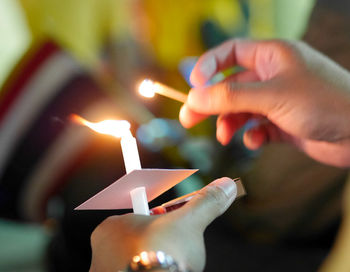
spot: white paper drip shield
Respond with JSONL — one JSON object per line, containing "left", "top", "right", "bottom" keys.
{"left": 75, "top": 169, "right": 198, "bottom": 210}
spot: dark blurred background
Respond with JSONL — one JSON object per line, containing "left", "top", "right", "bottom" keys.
{"left": 0, "top": 0, "right": 350, "bottom": 271}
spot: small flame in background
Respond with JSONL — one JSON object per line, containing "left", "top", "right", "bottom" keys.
{"left": 70, "top": 114, "right": 131, "bottom": 138}
{"left": 138, "top": 79, "right": 156, "bottom": 98}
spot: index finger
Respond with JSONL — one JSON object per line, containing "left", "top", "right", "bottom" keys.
{"left": 190, "top": 38, "right": 291, "bottom": 87}
{"left": 190, "top": 39, "right": 260, "bottom": 87}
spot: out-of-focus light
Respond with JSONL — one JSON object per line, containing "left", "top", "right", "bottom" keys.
{"left": 156, "top": 251, "right": 166, "bottom": 263}
{"left": 137, "top": 125, "right": 154, "bottom": 145}
{"left": 140, "top": 251, "right": 150, "bottom": 265}
{"left": 137, "top": 118, "right": 186, "bottom": 152}
{"left": 179, "top": 138, "right": 214, "bottom": 173}
{"left": 132, "top": 255, "right": 141, "bottom": 263}
{"left": 150, "top": 118, "right": 169, "bottom": 138}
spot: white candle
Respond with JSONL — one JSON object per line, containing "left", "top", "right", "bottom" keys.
{"left": 130, "top": 187, "right": 150, "bottom": 215}
{"left": 70, "top": 114, "right": 150, "bottom": 215}
{"left": 120, "top": 130, "right": 149, "bottom": 215}
{"left": 120, "top": 130, "right": 142, "bottom": 174}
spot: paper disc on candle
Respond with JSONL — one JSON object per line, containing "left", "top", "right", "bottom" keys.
{"left": 75, "top": 169, "right": 198, "bottom": 210}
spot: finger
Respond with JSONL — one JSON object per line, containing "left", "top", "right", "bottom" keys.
{"left": 215, "top": 71, "right": 261, "bottom": 143}
{"left": 180, "top": 70, "right": 260, "bottom": 129}
{"left": 243, "top": 127, "right": 268, "bottom": 150}
{"left": 216, "top": 113, "right": 251, "bottom": 145}
{"left": 187, "top": 79, "right": 277, "bottom": 116}
{"left": 243, "top": 120, "right": 293, "bottom": 149}
{"left": 242, "top": 119, "right": 282, "bottom": 149}
{"left": 190, "top": 39, "right": 260, "bottom": 87}
{"left": 190, "top": 38, "right": 287, "bottom": 87}
{"left": 176, "top": 177, "right": 237, "bottom": 231}
{"left": 179, "top": 104, "right": 209, "bottom": 128}
{"left": 225, "top": 69, "right": 260, "bottom": 83}
{"left": 294, "top": 139, "right": 350, "bottom": 168}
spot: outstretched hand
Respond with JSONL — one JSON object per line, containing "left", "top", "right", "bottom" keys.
{"left": 180, "top": 39, "right": 350, "bottom": 167}
{"left": 90, "top": 177, "right": 237, "bottom": 272}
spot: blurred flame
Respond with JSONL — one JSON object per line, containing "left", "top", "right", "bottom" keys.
{"left": 70, "top": 114, "right": 131, "bottom": 138}
{"left": 138, "top": 79, "right": 156, "bottom": 98}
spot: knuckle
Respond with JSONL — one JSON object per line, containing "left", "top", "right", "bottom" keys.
{"left": 214, "top": 82, "right": 240, "bottom": 111}
{"left": 263, "top": 39, "right": 307, "bottom": 66}
{"left": 90, "top": 214, "right": 131, "bottom": 245}
{"left": 90, "top": 228, "right": 98, "bottom": 245}
{"left": 267, "top": 39, "right": 299, "bottom": 56}
{"left": 202, "top": 186, "right": 227, "bottom": 210}
{"left": 90, "top": 221, "right": 105, "bottom": 246}
{"left": 90, "top": 216, "right": 117, "bottom": 242}
{"left": 218, "top": 38, "right": 236, "bottom": 51}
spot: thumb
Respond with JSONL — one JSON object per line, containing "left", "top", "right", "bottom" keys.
{"left": 178, "top": 177, "right": 237, "bottom": 231}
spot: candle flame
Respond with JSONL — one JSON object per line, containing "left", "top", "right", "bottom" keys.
{"left": 138, "top": 79, "right": 156, "bottom": 98}
{"left": 70, "top": 114, "right": 131, "bottom": 138}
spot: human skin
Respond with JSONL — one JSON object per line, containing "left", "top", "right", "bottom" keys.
{"left": 89, "top": 177, "right": 237, "bottom": 272}
{"left": 89, "top": 39, "right": 350, "bottom": 272}
{"left": 179, "top": 39, "right": 350, "bottom": 168}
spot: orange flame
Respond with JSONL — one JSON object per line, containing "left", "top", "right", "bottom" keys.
{"left": 70, "top": 114, "right": 131, "bottom": 138}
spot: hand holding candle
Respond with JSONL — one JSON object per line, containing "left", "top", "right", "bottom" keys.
{"left": 90, "top": 177, "right": 238, "bottom": 272}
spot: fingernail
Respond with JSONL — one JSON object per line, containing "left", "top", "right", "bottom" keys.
{"left": 179, "top": 105, "right": 186, "bottom": 121}
{"left": 216, "top": 123, "right": 225, "bottom": 145}
{"left": 150, "top": 206, "right": 166, "bottom": 215}
{"left": 179, "top": 106, "right": 190, "bottom": 128}
{"left": 212, "top": 178, "right": 237, "bottom": 198}
{"left": 199, "top": 55, "right": 217, "bottom": 79}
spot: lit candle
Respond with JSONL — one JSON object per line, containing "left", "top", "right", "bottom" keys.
{"left": 138, "top": 79, "right": 188, "bottom": 103}
{"left": 71, "top": 114, "right": 149, "bottom": 215}
{"left": 120, "top": 130, "right": 141, "bottom": 174}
